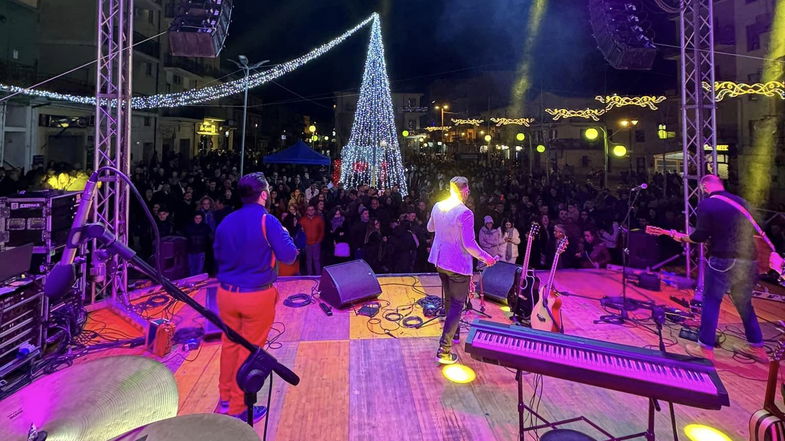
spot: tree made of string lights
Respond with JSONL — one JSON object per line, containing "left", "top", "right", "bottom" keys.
{"left": 340, "top": 15, "right": 408, "bottom": 196}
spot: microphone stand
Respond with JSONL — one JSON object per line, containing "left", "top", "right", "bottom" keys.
{"left": 597, "top": 188, "right": 643, "bottom": 325}
{"left": 81, "top": 223, "right": 299, "bottom": 431}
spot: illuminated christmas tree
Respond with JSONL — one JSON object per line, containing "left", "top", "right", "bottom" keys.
{"left": 340, "top": 14, "right": 408, "bottom": 195}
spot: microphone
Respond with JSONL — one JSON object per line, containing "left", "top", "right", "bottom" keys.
{"left": 44, "top": 171, "right": 100, "bottom": 298}
{"left": 631, "top": 183, "right": 648, "bottom": 192}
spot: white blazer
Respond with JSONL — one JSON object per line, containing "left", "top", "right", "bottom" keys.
{"left": 427, "top": 199, "right": 491, "bottom": 275}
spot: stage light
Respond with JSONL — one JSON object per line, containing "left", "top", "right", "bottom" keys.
{"left": 442, "top": 364, "right": 476, "bottom": 384}
{"left": 584, "top": 128, "right": 600, "bottom": 141}
{"left": 402, "top": 130, "right": 409, "bottom": 137}
{"left": 484, "top": 134, "right": 492, "bottom": 142}
{"left": 510, "top": 0, "right": 548, "bottom": 115}
{"left": 516, "top": 133, "right": 525, "bottom": 141}
{"left": 311, "top": 135, "right": 318, "bottom": 141}
{"left": 309, "top": 125, "right": 317, "bottom": 133}
{"left": 536, "top": 145, "right": 546, "bottom": 153}
{"left": 684, "top": 424, "right": 731, "bottom": 441}
{"left": 613, "top": 145, "right": 627, "bottom": 157}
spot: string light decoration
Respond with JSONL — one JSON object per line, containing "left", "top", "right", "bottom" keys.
{"left": 450, "top": 118, "right": 483, "bottom": 126}
{"left": 595, "top": 94, "right": 666, "bottom": 110}
{"left": 424, "top": 126, "right": 452, "bottom": 132}
{"left": 489, "top": 117, "right": 535, "bottom": 127}
{"left": 702, "top": 80, "right": 785, "bottom": 101}
{"left": 339, "top": 16, "right": 408, "bottom": 196}
{"left": 545, "top": 107, "right": 606, "bottom": 121}
{"left": 0, "top": 14, "right": 377, "bottom": 109}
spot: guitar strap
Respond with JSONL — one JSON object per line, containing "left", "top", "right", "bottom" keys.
{"left": 261, "top": 214, "right": 277, "bottom": 269}
{"left": 710, "top": 194, "right": 776, "bottom": 252}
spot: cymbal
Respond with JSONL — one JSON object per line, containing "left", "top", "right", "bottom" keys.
{"left": 0, "top": 355, "right": 178, "bottom": 441}
{"left": 108, "top": 413, "right": 260, "bottom": 441}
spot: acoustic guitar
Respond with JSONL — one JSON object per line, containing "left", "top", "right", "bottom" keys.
{"left": 507, "top": 222, "right": 541, "bottom": 321}
{"left": 750, "top": 337, "right": 785, "bottom": 441}
{"left": 531, "top": 237, "right": 568, "bottom": 333}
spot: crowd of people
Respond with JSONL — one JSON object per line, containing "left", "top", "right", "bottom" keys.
{"left": 0, "top": 149, "right": 774, "bottom": 277}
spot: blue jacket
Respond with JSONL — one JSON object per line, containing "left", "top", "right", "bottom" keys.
{"left": 214, "top": 204, "right": 298, "bottom": 289}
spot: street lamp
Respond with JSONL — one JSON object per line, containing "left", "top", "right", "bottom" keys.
{"left": 434, "top": 103, "right": 449, "bottom": 144}
{"left": 584, "top": 126, "right": 610, "bottom": 188}
{"left": 229, "top": 55, "right": 270, "bottom": 177}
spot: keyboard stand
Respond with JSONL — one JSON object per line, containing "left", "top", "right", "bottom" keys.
{"left": 516, "top": 369, "right": 657, "bottom": 441}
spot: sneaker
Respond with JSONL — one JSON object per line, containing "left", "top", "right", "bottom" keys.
{"left": 732, "top": 343, "right": 768, "bottom": 363}
{"left": 436, "top": 351, "right": 458, "bottom": 365}
{"left": 685, "top": 342, "right": 715, "bottom": 362}
{"left": 214, "top": 400, "right": 229, "bottom": 414}
{"left": 233, "top": 405, "right": 268, "bottom": 423}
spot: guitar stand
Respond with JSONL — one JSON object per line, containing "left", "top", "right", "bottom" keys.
{"left": 465, "top": 273, "right": 491, "bottom": 319}
{"left": 516, "top": 369, "right": 657, "bottom": 441}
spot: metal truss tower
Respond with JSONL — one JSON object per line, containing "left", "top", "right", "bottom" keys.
{"left": 679, "top": 0, "right": 718, "bottom": 293}
{"left": 92, "top": 0, "right": 133, "bottom": 304}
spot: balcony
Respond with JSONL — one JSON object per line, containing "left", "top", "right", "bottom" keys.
{"left": 134, "top": 32, "right": 161, "bottom": 59}
{"left": 164, "top": 54, "right": 223, "bottom": 78}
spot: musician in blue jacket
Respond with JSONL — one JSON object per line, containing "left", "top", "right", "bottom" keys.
{"left": 213, "top": 172, "right": 298, "bottom": 420}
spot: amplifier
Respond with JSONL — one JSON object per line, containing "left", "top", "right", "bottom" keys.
{"left": 0, "top": 275, "right": 45, "bottom": 375}
{"left": 3, "top": 191, "right": 80, "bottom": 252}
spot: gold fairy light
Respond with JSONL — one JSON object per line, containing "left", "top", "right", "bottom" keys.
{"left": 424, "top": 126, "right": 451, "bottom": 132}
{"left": 450, "top": 118, "right": 484, "bottom": 126}
{"left": 545, "top": 108, "right": 606, "bottom": 121}
{"left": 489, "top": 117, "right": 535, "bottom": 127}
{"left": 595, "top": 94, "right": 666, "bottom": 110}
{"left": 702, "top": 80, "right": 785, "bottom": 101}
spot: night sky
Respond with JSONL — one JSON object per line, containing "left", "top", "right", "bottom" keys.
{"left": 224, "top": 0, "right": 678, "bottom": 119}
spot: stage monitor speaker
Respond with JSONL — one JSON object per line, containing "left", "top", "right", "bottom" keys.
{"left": 168, "top": 0, "right": 233, "bottom": 58}
{"left": 203, "top": 285, "right": 221, "bottom": 340}
{"left": 627, "top": 230, "right": 661, "bottom": 269}
{"left": 480, "top": 261, "right": 521, "bottom": 305}
{"left": 319, "top": 260, "right": 381, "bottom": 309}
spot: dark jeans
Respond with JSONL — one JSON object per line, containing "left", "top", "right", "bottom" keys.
{"left": 700, "top": 257, "right": 763, "bottom": 347}
{"left": 437, "top": 268, "right": 470, "bottom": 353}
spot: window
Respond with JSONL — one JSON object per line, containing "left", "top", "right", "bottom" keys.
{"left": 173, "top": 74, "right": 182, "bottom": 85}
{"left": 407, "top": 97, "right": 417, "bottom": 107}
{"left": 747, "top": 24, "right": 761, "bottom": 51}
{"left": 635, "top": 129, "right": 645, "bottom": 142}
{"left": 145, "top": 62, "right": 152, "bottom": 76}
{"left": 144, "top": 117, "right": 152, "bottom": 127}
{"left": 147, "top": 9, "right": 154, "bottom": 24}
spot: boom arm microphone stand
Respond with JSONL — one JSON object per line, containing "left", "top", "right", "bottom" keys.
{"left": 82, "top": 223, "right": 300, "bottom": 431}
{"left": 597, "top": 188, "right": 644, "bottom": 325}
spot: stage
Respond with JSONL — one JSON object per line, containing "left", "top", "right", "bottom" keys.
{"left": 61, "top": 269, "right": 785, "bottom": 440}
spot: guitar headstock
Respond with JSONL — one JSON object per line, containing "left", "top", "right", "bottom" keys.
{"left": 556, "top": 237, "right": 569, "bottom": 255}
{"left": 529, "top": 222, "right": 540, "bottom": 236}
{"left": 645, "top": 225, "right": 668, "bottom": 236}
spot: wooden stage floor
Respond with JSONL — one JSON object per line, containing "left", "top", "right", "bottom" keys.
{"left": 79, "top": 269, "right": 784, "bottom": 441}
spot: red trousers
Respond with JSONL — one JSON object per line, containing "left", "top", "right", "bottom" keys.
{"left": 217, "top": 286, "right": 278, "bottom": 414}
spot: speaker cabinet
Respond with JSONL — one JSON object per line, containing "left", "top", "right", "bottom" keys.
{"left": 627, "top": 230, "right": 661, "bottom": 269}
{"left": 168, "top": 0, "right": 233, "bottom": 58}
{"left": 319, "top": 260, "right": 381, "bottom": 309}
{"left": 480, "top": 261, "right": 521, "bottom": 305}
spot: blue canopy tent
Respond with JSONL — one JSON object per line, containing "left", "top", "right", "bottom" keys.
{"left": 263, "top": 140, "right": 330, "bottom": 166}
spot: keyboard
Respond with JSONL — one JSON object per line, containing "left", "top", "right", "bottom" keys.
{"left": 465, "top": 320, "right": 730, "bottom": 410}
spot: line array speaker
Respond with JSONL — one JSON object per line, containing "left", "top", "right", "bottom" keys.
{"left": 169, "top": 0, "right": 233, "bottom": 58}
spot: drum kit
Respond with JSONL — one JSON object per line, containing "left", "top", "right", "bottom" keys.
{"left": 0, "top": 356, "right": 261, "bottom": 441}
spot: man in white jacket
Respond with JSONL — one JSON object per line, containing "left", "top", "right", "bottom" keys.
{"left": 428, "top": 177, "right": 497, "bottom": 365}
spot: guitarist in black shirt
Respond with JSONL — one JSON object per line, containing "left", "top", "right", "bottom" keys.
{"left": 665, "top": 175, "right": 765, "bottom": 362}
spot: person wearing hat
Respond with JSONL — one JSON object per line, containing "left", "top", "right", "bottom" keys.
{"left": 428, "top": 176, "right": 497, "bottom": 365}
{"left": 478, "top": 215, "right": 504, "bottom": 269}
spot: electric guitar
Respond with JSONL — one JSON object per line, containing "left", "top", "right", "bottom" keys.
{"left": 531, "top": 237, "right": 568, "bottom": 333}
{"left": 646, "top": 225, "right": 784, "bottom": 278}
{"left": 507, "top": 222, "right": 541, "bottom": 321}
{"left": 750, "top": 337, "right": 785, "bottom": 441}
